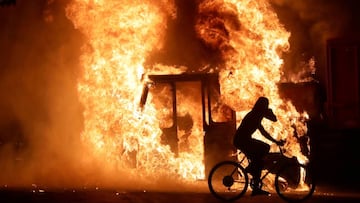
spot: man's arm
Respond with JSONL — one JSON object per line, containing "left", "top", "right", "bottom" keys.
{"left": 258, "top": 125, "right": 282, "bottom": 145}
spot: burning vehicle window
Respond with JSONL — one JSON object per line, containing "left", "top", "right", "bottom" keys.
{"left": 211, "top": 103, "right": 233, "bottom": 123}
{"left": 209, "top": 86, "right": 233, "bottom": 123}
{"left": 149, "top": 83, "right": 174, "bottom": 128}
{"left": 175, "top": 82, "right": 201, "bottom": 122}
{"left": 176, "top": 82, "right": 201, "bottom": 153}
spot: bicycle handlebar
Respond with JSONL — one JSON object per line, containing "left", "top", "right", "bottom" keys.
{"left": 276, "top": 142, "right": 286, "bottom": 156}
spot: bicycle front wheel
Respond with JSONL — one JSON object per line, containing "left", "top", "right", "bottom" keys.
{"left": 275, "top": 163, "right": 315, "bottom": 202}
{"left": 208, "top": 161, "right": 248, "bottom": 201}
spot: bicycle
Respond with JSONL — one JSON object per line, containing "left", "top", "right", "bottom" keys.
{"left": 207, "top": 145, "right": 315, "bottom": 202}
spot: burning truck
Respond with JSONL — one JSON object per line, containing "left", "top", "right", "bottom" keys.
{"left": 139, "top": 73, "right": 236, "bottom": 177}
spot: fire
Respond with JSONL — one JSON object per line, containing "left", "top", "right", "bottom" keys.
{"left": 65, "top": 0, "right": 310, "bottom": 183}
{"left": 196, "top": 0, "right": 308, "bottom": 161}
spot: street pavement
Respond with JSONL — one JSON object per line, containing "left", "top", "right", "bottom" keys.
{"left": 0, "top": 184, "right": 359, "bottom": 203}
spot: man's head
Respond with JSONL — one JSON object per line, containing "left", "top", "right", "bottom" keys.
{"left": 253, "top": 97, "right": 269, "bottom": 112}
{"left": 253, "top": 97, "right": 277, "bottom": 121}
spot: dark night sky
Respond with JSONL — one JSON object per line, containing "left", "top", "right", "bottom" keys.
{"left": 271, "top": 0, "right": 360, "bottom": 83}
{"left": 0, "top": 0, "right": 359, "bottom": 186}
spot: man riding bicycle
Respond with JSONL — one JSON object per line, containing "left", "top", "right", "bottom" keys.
{"left": 233, "top": 97, "right": 285, "bottom": 196}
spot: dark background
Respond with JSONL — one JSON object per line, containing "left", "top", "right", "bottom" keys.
{"left": 0, "top": 0, "right": 360, "bottom": 190}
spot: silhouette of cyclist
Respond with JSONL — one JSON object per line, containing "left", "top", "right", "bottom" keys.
{"left": 233, "top": 97, "right": 284, "bottom": 196}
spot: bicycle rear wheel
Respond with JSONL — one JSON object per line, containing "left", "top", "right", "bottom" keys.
{"left": 275, "top": 163, "right": 315, "bottom": 202}
{"left": 208, "top": 161, "right": 248, "bottom": 201}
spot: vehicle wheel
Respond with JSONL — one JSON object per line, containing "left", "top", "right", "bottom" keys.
{"left": 275, "top": 163, "right": 315, "bottom": 202}
{"left": 208, "top": 161, "right": 248, "bottom": 201}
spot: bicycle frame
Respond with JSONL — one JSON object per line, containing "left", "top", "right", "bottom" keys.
{"left": 236, "top": 146, "right": 299, "bottom": 184}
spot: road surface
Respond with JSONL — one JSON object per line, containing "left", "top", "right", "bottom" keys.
{"left": 1, "top": 185, "right": 359, "bottom": 203}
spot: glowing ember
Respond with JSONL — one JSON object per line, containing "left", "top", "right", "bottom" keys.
{"left": 65, "top": 0, "right": 310, "bottom": 181}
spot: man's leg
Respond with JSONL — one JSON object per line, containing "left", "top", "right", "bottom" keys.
{"left": 250, "top": 159, "right": 270, "bottom": 196}
{"left": 249, "top": 141, "right": 271, "bottom": 196}
{"left": 250, "top": 160, "right": 262, "bottom": 188}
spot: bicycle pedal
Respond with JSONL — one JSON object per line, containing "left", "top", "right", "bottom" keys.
{"left": 251, "top": 189, "right": 271, "bottom": 196}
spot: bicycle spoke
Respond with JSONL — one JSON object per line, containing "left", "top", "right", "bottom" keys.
{"left": 275, "top": 164, "right": 315, "bottom": 202}
{"left": 208, "top": 161, "right": 248, "bottom": 201}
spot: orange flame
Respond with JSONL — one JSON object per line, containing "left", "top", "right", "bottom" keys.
{"left": 65, "top": 0, "right": 310, "bottom": 182}
{"left": 196, "top": 0, "right": 308, "bottom": 162}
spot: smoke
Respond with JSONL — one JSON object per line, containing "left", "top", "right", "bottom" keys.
{"left": 0, "top": 0, "right": 88, "bottom": 187}
{"left": 269, "top": 0, "right": 358, "bottom": 83}
{"left": 146, "top": 0, "right": 219, "bottom": 71}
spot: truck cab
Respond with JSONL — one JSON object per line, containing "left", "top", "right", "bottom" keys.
{"left": 140, "top": 73, "right": 237, "bottom": 177}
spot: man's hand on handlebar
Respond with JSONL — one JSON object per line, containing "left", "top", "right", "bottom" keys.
{"left": 276, "top": 139, "right": 286, "bottom": 146}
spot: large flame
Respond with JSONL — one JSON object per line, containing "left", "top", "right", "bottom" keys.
{"left": 195, "top": 0, "right": 308, "bottom": 157}
{"left": 65, "top": 0, "right": 310, "bottom": 182}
